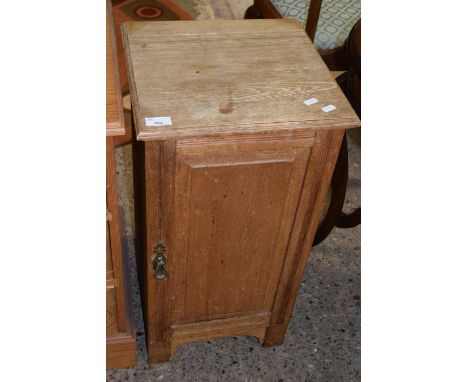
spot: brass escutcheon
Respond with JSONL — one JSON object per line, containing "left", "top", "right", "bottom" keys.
{"left": 152, "top": 243, "right": 167, "bottom": 280}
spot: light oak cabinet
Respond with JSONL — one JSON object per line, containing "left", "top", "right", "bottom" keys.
{"left": 123, "top": 20, "right": 360, "bottom": 363}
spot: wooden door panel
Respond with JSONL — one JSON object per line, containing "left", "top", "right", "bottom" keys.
{"left": 171, "top": 142, "right": 312, "bottom": 324}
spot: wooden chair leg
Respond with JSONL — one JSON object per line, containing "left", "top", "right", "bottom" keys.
{"left": 336, "top": 208, "right": 361, "bottom": 228}
{"left": 313, "top": 132, "right": 361, "bottom": 245}
{"left": 313, "top": 133, "right": 349, "bottom": 245}
{"left": 244, "top": 4, "right": 263, "bottom": 19}
{"left": 319, "top": 47, "right": 350, "bottom": 72}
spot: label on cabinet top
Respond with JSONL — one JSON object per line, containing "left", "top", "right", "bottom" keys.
{"left": 122, "top": 20, "right": 360, "bottom": 141}
{"left": 304, "top": 98, "right": 319, "bottom": 106}
{"left": 321, "top": 105, "right": 337, "bottom": 113}
{"left": 145, "top": 117, "right": 173, "bottom": 127}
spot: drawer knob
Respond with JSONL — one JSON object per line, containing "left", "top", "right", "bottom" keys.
{"left": 152, "top": 243, "right": 167, "bottom": 280}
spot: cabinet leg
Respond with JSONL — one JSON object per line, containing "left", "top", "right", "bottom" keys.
{"left": 262, "top": 324, "right": 288, "bottom": 347}
{"left": 148, "top": 341, "right": 172, "bottom": 363}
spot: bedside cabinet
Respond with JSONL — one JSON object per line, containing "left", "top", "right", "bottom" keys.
{"left": 106, "top": 3, "right": 136, "bottom": 369}
{"left": 122, "top": 19, "right": 360, "bottom": 363}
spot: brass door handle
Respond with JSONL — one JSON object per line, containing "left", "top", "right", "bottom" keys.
{"left": 152, "top": 243, "right": 167, "bottom": 280}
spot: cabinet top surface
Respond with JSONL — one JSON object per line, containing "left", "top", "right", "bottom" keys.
{"left": 107, "top": 5, "right": 125, "bottom": 136}
{"left": 122, "top": 20, "right": 360, "bottom": 140}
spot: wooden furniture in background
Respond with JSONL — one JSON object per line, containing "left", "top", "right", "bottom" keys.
{"left": 111, "top": 0, "right": 194, "bottom": 147}
{"left": 244, "top": 0, "right": 362, "bottom": 244}
{"left": 244, "top": 0, "right": 360, "bottom": 71}
{"left": 106, "top": 4, "right": 136, "bottom": 369}
{"left": 313, "top": 19, "right": 361, "bottom": 244}
{"left": 343, "top": 19, "right": 361, "bottom": 117}
{"left": 123, "top": 19, "right": 360, "bottom": 363}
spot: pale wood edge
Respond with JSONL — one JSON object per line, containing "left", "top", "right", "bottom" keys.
{"left": 106, "top": 332, "right": 137, "bottom": 369}
{"left": 106, "top": 121, "right": 126, "bottom": 137}
{"left": 106, "top": 0, "right": 125, "bottom": 136}
{"left": 136, "top": 120, "right": 360, "bottom": 141}
{"left": 331, "top": 70, "right": 346, "bottom": 79}
{"left": 121, "top": 23, "right": 143, "bottom": 140}
{"left": 125, "top": 19, "right": 304, "bottom": 38}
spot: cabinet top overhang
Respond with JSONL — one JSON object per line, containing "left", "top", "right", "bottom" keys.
{"left": 122, "top": 20, "right": 360, "bottom": 141}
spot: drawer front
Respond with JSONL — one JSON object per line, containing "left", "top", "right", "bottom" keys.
{"left": 169, "top": 135, "right": 314, "bottom": 325}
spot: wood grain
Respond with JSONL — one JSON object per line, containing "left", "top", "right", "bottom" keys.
{"left": 171, "top": 313, "right": 270, "bottom": 353}
{"left": 106, "top": 136, "right": 136, "bottom": 368}
{"left": 126, "top": 19, "right": 359, "bottom": 363}
{"left": 106, "top": 3, "right": 135, "bottom": 369}
{"left": 106, "top": 333, "right": 137, "bottom": 369}
{"left": 133, "top": 139, "right": 176, "bottom": 362}
{"left": 107, "top": 4, "right": 125, "bottom": 136}
{"left": 264, "top": 128, "right": 345, "bottom": 346}
{"left": 122, "top": 20, "right": 360, "bottom": 140}
{"left": 106, "top": 137, "right": 127, "bottom": 333}
{"left": 172, "top": 136, "right": 312, "bottom": 325}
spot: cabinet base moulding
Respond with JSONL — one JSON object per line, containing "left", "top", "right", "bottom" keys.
{"left": 147, "top": 313, "right": 271, "bottom": 363}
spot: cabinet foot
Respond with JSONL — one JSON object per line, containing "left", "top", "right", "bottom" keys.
{"left": 148, "top": 341, "right": 172, "bottom": 363}
{"left": 106, "top": 333, "right": 137, "bottom": 369}
{"left": 262, "top": 324, "right": 287, "bottom": 347}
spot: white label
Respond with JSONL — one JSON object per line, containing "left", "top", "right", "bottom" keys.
{"left": 304, "top": 97, "right": 319, "bottom": 106}
{"left": 145, "top": 117, "right": 172, "bottom": 126}
{"left": 321, "top": 105, "right": 336, "bottom": 113}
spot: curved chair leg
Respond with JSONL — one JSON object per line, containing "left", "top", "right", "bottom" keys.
{"left": 336, "top": 208, "right": 361, "bottom": 229}
{"left": 313, "top": 134, "right": 349, "bottom": 245}
{"left": 313, "top": 133, "right": 361, "bottom": 245}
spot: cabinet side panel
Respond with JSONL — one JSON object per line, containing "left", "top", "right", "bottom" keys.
{"left": 265, "top": 129, "right": 345, "bottom": 345}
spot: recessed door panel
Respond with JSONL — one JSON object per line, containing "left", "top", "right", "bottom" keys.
{"left": 170, "top": 141, "right": 312, "bottom": 325}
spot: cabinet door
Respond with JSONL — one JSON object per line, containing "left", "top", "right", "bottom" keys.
{"left": 170, "top": 135, "right": 314, "bottom": 325}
